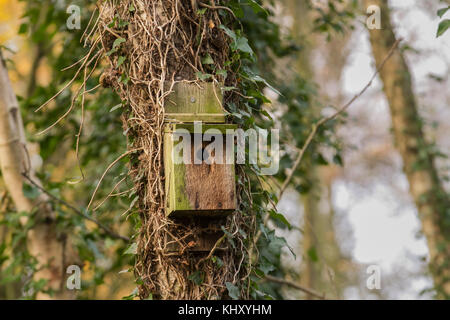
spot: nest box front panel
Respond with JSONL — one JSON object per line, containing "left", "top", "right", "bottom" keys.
{"left": 164, "top": 125, "right": 237, "bottom": 217}
{"left": 164, "top": 82, "right": 225, "bottom": 123}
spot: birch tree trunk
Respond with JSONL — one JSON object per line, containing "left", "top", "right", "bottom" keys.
{"left": 364, "top": 0, "right": 450, "bottom": 298}
{"left": 0, "top": 53, "right": 77, "bottom": 300}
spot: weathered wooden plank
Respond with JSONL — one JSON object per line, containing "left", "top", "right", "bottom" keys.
{"left": 164, "top": 124, "right": 237, "bottom": 217}
{"left": 165, "top": 230, "right": 227, "bottom": 253}
{"left": 164, "top": 82, "right": 226, "bottom": 123}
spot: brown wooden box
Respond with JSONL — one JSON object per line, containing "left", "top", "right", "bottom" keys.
{"left": 164, "top": 123, "right": 237, "bottom": 217}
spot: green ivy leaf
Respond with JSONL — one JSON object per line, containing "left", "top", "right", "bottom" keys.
{"left": 202, "top": 54, "right": 214, "bottom": 65}
{"left": 197, "top": 8, "right": 207, "bottom": 15}
{"left": 196, "top": 72, "right": 213, "bottom": 80}
{"left": 211, "top": 256, "right": 224, "bottom": 268}
{"left": 216, "top": 69, "right": 227, "bottom": 78}
{"left": 22, "top": 183, "right": 39, "bottom": 200}
{"left": 269, "top": 209, "right": 291, "bottom": 229}
{"left": 113, "top": 38, "right": 126, "bottom": 48}
{"left": 120, "top": 73, "right": 130, "bottom": 84}
{"left": 307, "top": 247, "right": 319, "bottom": 263}
{"left": 219, "top": 25, "right": 237, "bottom": 42}
{"left": 235, "top": 36, "right": 254, "bottom": 55}
{"left": 437, "top": 6, "right": 449, "bottom": 18}
{"left": 226, "top": 282, "right": 240, "bottom": 300}
{"left": 122, "top": 287, "right": 138, "bottom": 300}
{"left": 107, "top": 37, "right": 126, "bottom": 56}
{"left": 258, "top": 257, "right": 275, "bottom": 275}
{"left": 18, "top": 23, "right": 28, "bottom": 35}
{"left": 124, "top": 243, "right": 137, "bottom": 255}
{"left": 333, "top": 153, "right": 343, "bottom": 166}
{"left": 117, "top": 56, "right": 126, "bottom": 67}
{"left": 437, "top": 19, "right": 450, "bottom": 37}
{"left": 245, "top": 0, "right": 269, "bottom": 15}
{"left": 188, "top": 271, "right": 204, "bottom": 285}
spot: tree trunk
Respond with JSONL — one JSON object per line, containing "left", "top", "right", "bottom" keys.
{"left": 286, "top": 0, "right": 350, "bottom": 299}
{"left": 287, "top": 0, "right": 320, "bottom": 298}
{"left": 95, "top": 0, "right": 249, "bottom": 299}
{"left": 364, "top": 0, "right": 450, "bottom": 298}
{"left": 0, "top": 53, "right": 77, "bottom": 300}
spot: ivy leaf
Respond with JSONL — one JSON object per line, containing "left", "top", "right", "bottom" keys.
{"left": 202, "top": 54, "right": 214, "bottom": 65}
{"left": 120, "top": 73, "right": 130, "bottom": 84}
{"left": 117, "top": 19, "right": 129, "bottom": 29}
{"left": 113, "top": 38, "right": 126, "bottom": 48}
{"left": 437, "top": 6, "right": 449, "bottom": 18}
{"left": 219, "top": 25, "right": 254, "bottom": 55}
{"left": 216, "top": 69, "right": 227, "bottom": 78}
{"left": 221, "top": 86, "right": 236, "bottom": 92}
{"left": 226, "top": 282, "right": 240, "bottom": 300}
{"left": 333, "top": 153, "right": 343, "bottom": 166}
{"left": 107, "top": 37, "right": 126, "bottom": 56}
{"left": 117, "top": 56, "right": 126, "bottom": 67}
{"left": 235, "top": 36, "right": 254, "bottom": 55}
{"left": 246, "top": 0, "right": 268, "bottom": 16}
{"left": 269, "top": 209, "right": 291, "bottom": 229}
{"left": 307, "top": 247, "right": 319, "bottom": 263}
{"left": 196, "top": 72, "right": 213, "bottom": 80}
{"left": 118, "top": 268, "right": 130, "bottom": 274}
{"left": 110, "top": 104, "right": 122, "bottom": 113}
{"left": 437, "top": 19, "right": 450, "bottom": 37}
{"left": 124, "top": 243, "right": 137, "bottom": 255}
{"left": 258, "top": 257, "right": 275, "bottom": 275}
{"left": 211, "top": 256, "right": 224, "bottom": 268}
{"left": 22, "top": 183, "right": 39, "bottom": 200}
{"left": 188, "top": 271, "right": 204, "bottom": 285}
{"left": 242, "top": 67, "right": 281, "bottom": 96}
{"left": 122, "top": 287, "right": 138, "bottom": 300}
{"left": 18, "top": 23, "right": 28, "bottom": 35}
{"left": 197, "top": 8, "right": 207, "bottom": 15}
{"left": 227, "top": 3, "right": 244, "bottom": 18}
{"left": 219, "top": 25, "right": 236, "bottom": 42}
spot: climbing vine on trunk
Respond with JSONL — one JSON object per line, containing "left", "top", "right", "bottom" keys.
{"left": 34, "top": 0, "right": 293, "bottom": 300}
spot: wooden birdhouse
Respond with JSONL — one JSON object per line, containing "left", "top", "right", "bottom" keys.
{"left": 163, "top": 82, "right": 237, "bottom": 218}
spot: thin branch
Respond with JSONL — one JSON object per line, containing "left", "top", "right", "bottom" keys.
{"left": 265, "top": 275, "right": 326, "bottom": 300}
{"left": 251, "top": 38, "right": 402, "bottom": 264}
{"left": 87, "top": 148, "right": 141, "bottom": 211}
{"left": 22, "top": 172, "right": 130, "bottom": 242}
{"left": 278, "top": 38, "right": 402, "bottom": 199}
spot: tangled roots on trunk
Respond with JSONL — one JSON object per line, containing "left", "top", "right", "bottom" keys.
{"left": 93, "top": 0, "right": 255, "bottom": 299}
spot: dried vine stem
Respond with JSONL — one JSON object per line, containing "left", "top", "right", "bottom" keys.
{"left": 22, "top": 172, "right": 130, "bottom": 242}
{"left": 33, "top": 0, "right": 255, "bottom": 300}
{"left": 93, "top": 0, "right": 252, "bottom": 299}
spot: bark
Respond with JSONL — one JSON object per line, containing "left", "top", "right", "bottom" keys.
{"left": 364, "top": 0, "right": 450, "bottom": 298}
{"left": 0, "top": 54, "right": 77, "bottom": 299}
